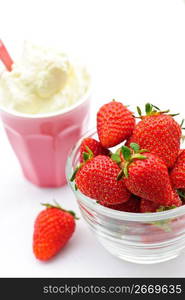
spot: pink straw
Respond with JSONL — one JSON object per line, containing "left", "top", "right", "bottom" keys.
{"left": 0, "top": 40, "right": 13, "bottom": 71}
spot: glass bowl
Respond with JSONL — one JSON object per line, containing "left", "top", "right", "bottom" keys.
{"left": 66, "top": 129, "right": 185, "bottom": 264}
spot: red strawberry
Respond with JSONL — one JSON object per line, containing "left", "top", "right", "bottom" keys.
{"left": 75, "top": 155, "right": 130, "bottom": 205}
{"left": 33, "top": 203, "right": 76, "bottom": 261}
{"left": 140, "top": 189, "right": 182, "bottom": 212}
{"left": 127, "top": 104, "right": 181, "bottom": 168}
{"left": 140, "top": 191, "right": 182, "bottom": 213}
{"left": 79, "top": 138, "right": 109, "bottom": 162}
{"left": 170, "top": 150, "right": 185, "bottom": 189}
{"left": 171, "top": 190, "right": 182, "bottom": 207}
{"left": 140, "top": 199, "right": 160, "bottom": 213}
{"left": 97, "top": 100, "right": 135, "bottom": 148}
{"left": 120, "top": 144, "right": 177, "bottom": 206}
{"left": 101, "top": 195, "right": 140, "bottom": 212}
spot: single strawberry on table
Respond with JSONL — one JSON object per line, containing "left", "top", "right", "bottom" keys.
{"left": 97, "top": 100, "right": 135, "bottom": 148}
{"left": 119, "top": 143, "right": 180, "bottom": 206}
{"left": 126, "top": 103, "right": 181, "bottom": 168}
{"left": 33, "top": 202, "right": 77, "bottom": 261}
{"left": 79, "top": 137, "right": 109, "bottom": 163}
{"left": 73, "top": 155, "right": 130, "bottom": 205}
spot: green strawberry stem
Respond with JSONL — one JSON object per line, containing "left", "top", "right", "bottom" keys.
{"left": 116, "top": 143, "right": 148, "bottom": 179}
{"left": 41, "top": 201, "right": 79, "bottom": 220}
{"left": 123, "top": 161, "right": 130, "bottom": 178}
{"left": 70, "top": 165, "right": 82, "bottom": 182}
{"left": 113, "top": 143, "right": 149, "bottom": 179}
{"left": 135, "top": 103, "right": 179, "bottom": 119}
{"left": 83, "top": 145, "right": 93, "bottom": 161}
{"left": 70, "top": 145, "right": 95, "bottom": 182}
{"left": 122, "top": 152, "right": 148, "bottom": 178}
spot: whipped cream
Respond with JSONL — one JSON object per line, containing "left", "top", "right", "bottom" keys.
{"left": 0, "top": 43, "right": 90, "bottom": 114}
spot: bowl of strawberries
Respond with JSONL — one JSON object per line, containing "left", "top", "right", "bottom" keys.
{"left": 66, "top": 100, "right": 185, "bottom": 264}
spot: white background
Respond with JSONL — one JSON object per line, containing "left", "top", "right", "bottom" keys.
{"left": 0, "top": 0, "right": 185, "bottom": 277}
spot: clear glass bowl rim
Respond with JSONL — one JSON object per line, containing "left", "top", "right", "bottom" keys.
{"left": 66, "top": 128, "right": 185, "bottom": 222}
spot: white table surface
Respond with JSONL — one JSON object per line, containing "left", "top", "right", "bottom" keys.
{"left": 1, "top": 0, "right": 185, "bottom": 278}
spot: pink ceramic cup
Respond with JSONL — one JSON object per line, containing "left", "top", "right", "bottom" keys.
{"left": 0, "top": 90, "right": 90, "bottom": 187}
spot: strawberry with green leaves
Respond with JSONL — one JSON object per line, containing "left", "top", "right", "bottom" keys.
{"left": 97, "top": 100, "right": 135, "bottom": 148}
{"left": 126, "top": 103, "right": 181, "bottom": 168}
{"left": 118, "top": 143, "right": 179, "bottom": 206}
{"left": 73, "top": 155, "right": 130, "bottom": 205}
{"left": 79, "top": 137, "right": 109, "bottom": 163}
{"left": 33, "top": 202, "right": 77, "bottom": 261}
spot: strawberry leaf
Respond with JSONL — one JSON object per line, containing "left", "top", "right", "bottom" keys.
{"left": 123, "top": 162, "right": 130, "bottom": 178}
{"left": 131, "top": 154, "right": 147, "bottom": 160}
{"left": 139, "top": 149, "right": 149, "bottom": 153}
{"left": 70, "top": 166, "right": 80, "bottom": 181}
{"left": 83, "top": 152, "right": 90, "bottom": 162}
{"left": 137, "top": 106, "right": 142, "bottom": 116}
{"left": 121, "top": 146, "right": 131, "bottom": 161}
{"left": 169, "top": 113, "right": 180, "bottom": 117}
{"left": 111, "top": 153, "right": 121, "bottom": 163}
{"left": 180, "top": 119, "right": 185, "bottom": 128}
{"left": 41, "top": 201, "right": 79, "bottom": 219}
{"left": 130, "top": 142, "right": 140, "bottom": 153}
{"left": 151, "top": 104, "right": 160, "bottom": 111}
{"left": 85, "top": 145, "right": 93, "bottom": 158}
{"left": 145, "top": 103, "right": 153, "bottom": 115}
